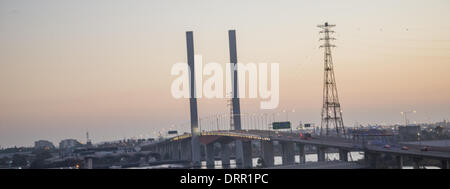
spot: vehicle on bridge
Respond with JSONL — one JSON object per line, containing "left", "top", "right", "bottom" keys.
{"left": 300, "top": 133, "right": 312, "bottom": 140}
{"left": 421, "top": 146, "right": 430, "bottom": 151}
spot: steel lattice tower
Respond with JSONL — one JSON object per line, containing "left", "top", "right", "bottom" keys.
{"left": 318, "top": 22, "right": 346, "bottom": 137}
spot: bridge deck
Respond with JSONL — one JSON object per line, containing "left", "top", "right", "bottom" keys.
{"left": 267, "top": 161, "right": 366, "bottom": 169}
{"left": 148, "top": 130, "right": 450, "bottom": 160}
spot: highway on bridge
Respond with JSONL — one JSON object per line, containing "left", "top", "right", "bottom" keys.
{"left": 163, "top": 129, "right": 450, "bottom": 160}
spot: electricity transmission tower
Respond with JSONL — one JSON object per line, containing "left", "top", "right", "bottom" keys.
{"left": 318, "top": 22, "right": 346, "bottom": 137}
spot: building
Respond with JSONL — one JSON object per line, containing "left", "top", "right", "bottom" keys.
{"left": 398, "top": 126, "right": 421, "bottom": 142}
{"left": 59, "top": 139, "right": 82, "bottom": 157}
{"left": 59, "top": 139, "right": 82, "bottom": 149}
{"left": 34, "top": 140, "right": 55, "bottom": 150}
{"left": 350, "top": 128, "right": 395, "bottom": 146}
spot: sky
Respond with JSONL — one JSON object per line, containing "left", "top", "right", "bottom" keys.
{"left": 1, "top": 0, "right": 450, "bottom": 147}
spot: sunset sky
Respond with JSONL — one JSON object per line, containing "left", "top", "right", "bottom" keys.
{"left": 1, "top": 0, "right": 450, "bottom": 147}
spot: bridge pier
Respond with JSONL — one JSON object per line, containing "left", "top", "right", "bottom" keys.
{"left": 317, "top": 146, "right": 327, "bottom": 162}
{"left": 158, "top": 145, "right": 162, "bottom": 158}
{"left": 206, "top": 143, "right": 215, "bottom": 169}
{"left": 296, "top": 143, "right": 306, "bottom": 164}
{"left": 163, "top": 143, "right": 168, "bottom": 160}
{"left": 396, "top": 155, "right": 403, "bottom": 169}
{"left": 157, "top": 144, "right": 162, "bottom": 155}
{"left": 220, "top": 142, "right": 231, "bottom": 169}
{"left": 156, "top": 145, "right": 160, "bottom": 156}
{"left": 161, "top": 143, "right": 168, "bottom": 160}
{"left": 181, "top": 140, "right": 192, "bottom": 161}
{"left": 235, "top": 140, "right": 245, "bottom": 168}
{"left": 169, "top": 143, "right": 174, "bottom": 160}
{"left": 441, "top": 159, "right": 449, "bottom": 169}
{"left": 339, "top": 149, "right": 349, "bottom": 162}
{"left": 165, "top": 144, "right": 170, "bottom": 160}
{"left": 364, "top": 151, "right": 378, "bottom": 168}
{"left": 412, "top": 158, "right": 421, "bottom": 169}
{"left": 164, "top": 143, "right": 172, "bottom": 160}
{"left": 242, "top": 141, "right": 253, "bottom": 168}
{"left": 171, "top": 142, "right": 180, "bottom": 160}
{"left": 84, "top": 157, "right": 93, "bottom": 169}
{"left": 261, "top": 141, "right": 274, "bottom": 167}
{"left": 281, "top": 141, "right": 295, "bottom": 165}
{"left": 177, "top": 142, "right": 182, "bottom": 160}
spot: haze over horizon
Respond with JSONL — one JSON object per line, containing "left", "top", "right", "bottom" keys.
{"left": 1, "top": 0, "right": 450, "bottom": 147}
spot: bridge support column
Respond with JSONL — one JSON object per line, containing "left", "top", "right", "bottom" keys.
{"left": 177, "top": 142, "right": 182, "bottom": 160}
{"left": 162, "top": 144, "right": 168, "bottom": 160}
{"left": 159, "top": 144, "right": 163, "bottom": 156}
{"left": 206, "top": 143, "right": 215, "bottom": 169}
{"left": 441, "top": 160, "right": 449, "bottom": 169}
{"left": 84, "top": 157, "right": 93, "bottom": 169}
{"left": 317, "top": 146, "right": 326, "bottom": 162}
{"left": 297, "top": 143, "right": 306, "bottom": 164}
{"left": 169, "top": 143, "right": 174, "bottom": 160}
{"left": 168, "top": 143, "right": 173, "bottom": 160}
{"left": 158, "top": 145, "right": 162, "bottom": 159}
{"left": 364, "top": 151, "right": 378, "bottom": 168}
{"left": 242, "top": 141, "right": 253, "bottom": 168}
{"left": 161, "top": 144, "right": 169, "bottom": 160}
{"left": 235, "top": 140, "right": 245, "bottom": 168}
{"left": 155, "top": 145, "right": 160, "bottom": 157}
{"left": 180, "top": 140, "right": 192, "bottom": 161}
{"left": 396, "top": 156, "right": 403, "bottom": 169}
{"left": 220, "top": 142, "right": 231, "bottom": 169}
{"left": 171, "top": 143, "right": 179, "bottom": 160}
{"left": 281, "top": 141, "right": 295, "bottom": 165}
{"left": 412, "top": 158, "right": 421, "bottom": 169}
{"left": 166, "top": 143, "right": 172, "bottom": 160}
{"left": 261, "top": 141, "right": 274, "bottom": 167}
{"left": 339, "top": 149, "right": 349, "bottom": 162}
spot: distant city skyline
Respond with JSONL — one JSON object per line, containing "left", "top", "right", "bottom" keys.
{"left": 1, "top": 0, "right": 450, "bottom": 147}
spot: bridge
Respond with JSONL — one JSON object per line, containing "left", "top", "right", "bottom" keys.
{"left": 143, "top": 129, "right": 450, "bottom": 169}
{"left": 143, "top": 29, "right": 450, "bottom": 169}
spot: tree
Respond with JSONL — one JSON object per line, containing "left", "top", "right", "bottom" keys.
{"left": 11, "top": 154, "right": 28, "bottom": 168}
{"left": 29, "top": 150, "right": 53, "bottom": 169}
{"left": 0, "top": 157, "right": 11, "bottom": 167}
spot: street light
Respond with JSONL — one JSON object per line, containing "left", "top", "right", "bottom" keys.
{"left": 272, "top": 112, "right": 279, "bottom": 123}
{"left": 400, "top": 110, "right": 416, "bottom": 126}
{"left": 263, "top": 113, "right": 268, "bottom": 131}
{"left": 417, "top": 132, "right": 421, "bottom": 145}
{"left": 253, "top": 113, "right": 257, "bottom": 130}
{"left": 216, "top": 114, "right": 220, "bottom": 131}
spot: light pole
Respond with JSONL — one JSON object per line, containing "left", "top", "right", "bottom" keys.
{"left": 272, "top": 112, "right": 279, "bottom": 123}
{"left": 283, "top": 109, "right": 295, "bottom": 133}
{"left": 216, "top": 114, "right": 220, "bottom": 131}
{"left": 199, "top": 118, "right": 202, "bottom": 132}
{"left": 263, "top": 113, "right": 268, "bottom": 131}
{"left": 290, "top": 109, "right": 295, "bottom": 133}
{"left": 417, "top": 132, "right": 421, "bottom": 145}
{"left": 253, "top": 113, "right": 257, "bottom": 130}
{"left": 259, "top": 113, "right": 264, "bottom": 130}
{"left": 400, "top": 110, "right": 416, "bottom": 126}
